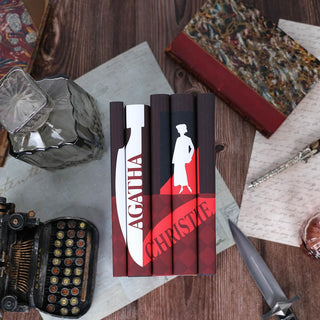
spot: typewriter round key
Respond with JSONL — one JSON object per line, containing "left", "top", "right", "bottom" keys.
{"left": 60, "top": 298, "right": 68, "bottom": 306}
{"left": 60, "top": 307, "right": 68, "bottom": 316}
{"left": 57, "top": 221, "right": 66, "bottom": 229}
{"left": 79, "top": 222, "right": 86, "bottom": 229}
{"left": 77, "top": 239, "right": 85, "bottom": 247}
{"left": 70, "top": 297, "right": 78, "bottom": 306}
{"left": 64, "top": 268, "right": 72, "bottom": 276}
{"left": 56, "top": 231, "right": 64, "bottom": 239}
{"left": 52, "top": 258, "right": 61, "bottom": 266}
{"left": 61, "top": 288, "right": 69, "bottom": 296}
{"left": 49, "top": 285, "right": 58, "bottom": 293}
{"left": 73, "top": 277, "right": 81, "bottom": 286}
{"left": 65, "top": 239, "right": 74, "bottom": 247}
{"left": 47, "top": 304, "right": 55, "bottom": 313}
{"left": 76, "top": 248, "right": 84, "bottom": 257}
{"left": 54, "top": 249, "right": 62, "bottom": 257}
{"left": 71, "top": 306, "right": 80, "bottom": 315}
{"left": 54, "top": 240, "right": 62, "bottom": 248}
{"left": 75, "top": 258, "right": 83, "bottom": 266}
{"left": 64, "top": 258, "right": 72, "bottom": 266}
{"left": 74, "top": 267, "right": 83, "bottom": 276}
{"left": 62, "top": 277, "right": 70, "bottom": 286}
{"left": 48, "top": 294, "right": 57, "bottom": 303}
{"left": 57, "top": 231, "right": 64, "bottom": 240}
{"left": 77, "top": 230, "right": 85, "bottom": 238}
{"left": 67, "top": 230, "right": 75, "bottom": 238}
{"left": 51, "top": 267, "right": 60, "bottom": 275}
{"left": 71, "top": 287, "right": 79, "bottom": 296}
{"left": 65, "top": 248, "right": 73, "bottom": 257}
{"left": 68, "top": 220, "right": 76, "bottom": 229}
{"left": 50, "top": 276, "right": 59, "bottom": 285}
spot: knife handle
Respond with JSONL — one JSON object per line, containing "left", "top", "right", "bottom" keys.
{"left": 279, "top": 307, "right": 298, "bottom": 320}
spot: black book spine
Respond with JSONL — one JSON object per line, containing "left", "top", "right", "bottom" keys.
{"left": 196, "top": 93, "right": 216, "bottom": 275}
{"left": 150, "top": 94, "right": 173, "bottom": 275}
{"left": 170, "top": 94, "right": 198, "bottom": 275}
{"left": 110, "top": 101, "right": 127, "bottom": 276}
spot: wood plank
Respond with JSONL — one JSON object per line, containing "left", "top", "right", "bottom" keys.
{"left": 4, "top": 0, "right": 320, "bottom": 319}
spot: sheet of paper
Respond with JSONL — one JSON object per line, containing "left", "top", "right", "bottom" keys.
{"left": 0, "top": 42, "right": 239, "bottom": 319}
{"left": 239, "top": 20, "right": 320, "bottom": 247}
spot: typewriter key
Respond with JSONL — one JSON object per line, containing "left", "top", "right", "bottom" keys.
{"left": 77, "top": 239, "right": 85, "bottom": 248}
{"left": 71, "top": 287, "right": 79, "bottom": 296}
{"left": 64, "top": 258, "right": 72, "bottom": 266}
{"left": 62, "top": 277, "right": 70, "bottom": 286}
{"left": 73, "top": 277, "right": 81, "bottom": 286}
{"left": 48, "top": 294, "right": 57, "bottom": 303}
{"left": 70, "top": 297, "right": 78, "bottom": 306}
{"left": 57, "top": 221, "right": 66, "bottom": 229}
{"left": 52, "top": 258, "right": 61, "bottom": 266}
{"left": 67, "top": 230, "right": 75, "bottom": 238}
{"left": 50, "top": 276, "right": 59, "bottom": 285}
{"left": 51, "top": 267, "right": 60, "bottom": 275}
{"left": 61, "top": 288, "right": 69, "bottom": 297}
{"left": 71, "top": 306, "right": 80, "bottom": 315}
{"left": 76, "top": 248, "right": 84, "bottom": 257}
{"left": 60, "top": 307, "right": 68, "bottom": 316}
{"left": 64, "top": 268, "right": 72, "bottom": 276}
{"left": 65, "top": 248, "right": 73, "bottom": 257}
{"left": 54, "top": 249, "right": 62, "bottom": 257}
{"left": 74, "top": 267, "right": 82, "bottom": 276}
{"left": 75, "top": 258, "right": 83, "bottom": 266}
{"left": 65, "top": 239, "right": 74, "bottom": 247}
{"left": 46, "top": 304, "right": 55, "bottom": 313}
{"left": 54, "top": 240, "right": 62, "bottom": 248}
{"left": 68, "top": 220, "right": 76, "bottom": 228}
{"left": 77, "top": 230, "right": 85, "bottom": 238}
{"left": 60, "top": 298, "right": 68, "bottom": 306}
{"left": 79, "top": 222, "right": 86, "bottom": 229}
{"left": 56, "top": 231, "right": 64, "bottom": 239}
{"left": 49, "top": 285, "right": 58, "bottom": 293}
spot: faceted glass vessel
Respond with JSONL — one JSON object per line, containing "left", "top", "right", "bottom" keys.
{"left": 0, "top": 67, "right": 104, "bottom": 169}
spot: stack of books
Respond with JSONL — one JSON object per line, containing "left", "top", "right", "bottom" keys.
{"left": 110, "top": 93, "right": 216, "bottom": 276}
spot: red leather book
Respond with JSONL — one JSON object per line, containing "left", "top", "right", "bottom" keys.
{"left": 150, "top": 94, "right": 173, "bottom": 275}
{"left": 110, "top": 101, "right": 128, "bottom": 276}
{"left": 196, "top": 93, "right": 216, "bottom": 275}
{"left": 167, "top": 0, "right": 320, "bottom": 138}
{"left": 170, "top": 94, "right": 198, "bottom": 275}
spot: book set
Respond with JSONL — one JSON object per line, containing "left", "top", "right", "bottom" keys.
{"left": 110, "top": 94, "right": 216, "bottom": 276}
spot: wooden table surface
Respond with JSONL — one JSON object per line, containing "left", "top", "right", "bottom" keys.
{"left": 5, "top": 0, "right": 320, "bottom": 319}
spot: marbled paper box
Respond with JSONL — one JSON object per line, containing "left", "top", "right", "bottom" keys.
{"left": 167, "top": 0, "right": 320, "bottom": 137}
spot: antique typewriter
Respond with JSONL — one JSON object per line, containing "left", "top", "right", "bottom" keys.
{"left": 0, "top": 197, "right": 98, "bottom": 318}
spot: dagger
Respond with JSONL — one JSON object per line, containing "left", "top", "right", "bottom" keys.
{"left": 228, "top": 220, "right": 300, "bottom": 320}
{"left": 248, "top": 139, "right": 320, "bottom": 189}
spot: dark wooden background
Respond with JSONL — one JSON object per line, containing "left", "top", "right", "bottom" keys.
{"left": 5, "top": 0, "right": 320, "bottom": 319}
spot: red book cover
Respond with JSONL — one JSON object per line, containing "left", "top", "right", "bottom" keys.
{"left": 196, "top": 93, "right": 216, "bottom": 275}
{"left": 150, "top": 94, "right": 173, "bottom": 275}
{"left": 125, "top": 104, "right": 152, "bottom": 276}
{"left": 110, "top": 101, "right": 127, "bottom": 276}
{"left": 170, "top": 94, "right": 197, "bottom": 275}
{"left": 167, "top": 0, "right": 320, "bottom": 138}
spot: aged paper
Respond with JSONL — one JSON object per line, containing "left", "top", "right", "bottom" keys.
{"left": 239, "top": 20, "right": 320, "bottom": 247}
{"left": 0, "top": 42, "right": 239, "bottom": 319}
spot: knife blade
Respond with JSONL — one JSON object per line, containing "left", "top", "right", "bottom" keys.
{"left": 228, "top": 219, "right": 300, "bottom": 320}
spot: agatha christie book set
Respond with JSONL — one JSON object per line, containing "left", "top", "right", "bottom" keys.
{"left": 110, "top": 94, "right": 216, "bottom": 276}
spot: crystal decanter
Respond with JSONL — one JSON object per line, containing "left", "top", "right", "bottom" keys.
{"left": 0, "top": 67, "right": 104, "bottom": 169}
